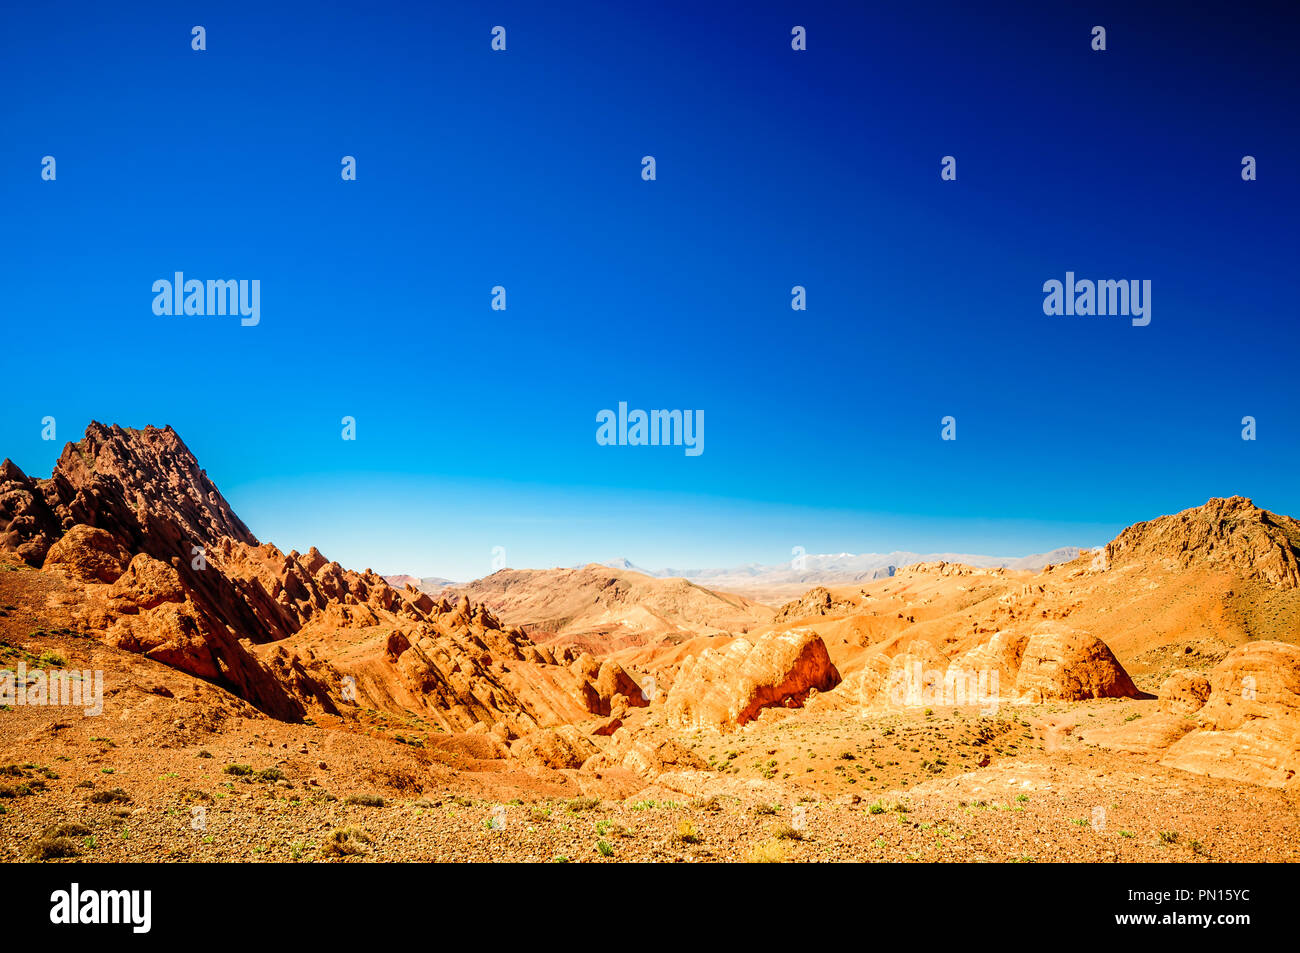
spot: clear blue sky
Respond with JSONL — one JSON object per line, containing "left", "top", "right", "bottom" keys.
{"left": 2, "top": 1, "right": 1297, "bottom": 580}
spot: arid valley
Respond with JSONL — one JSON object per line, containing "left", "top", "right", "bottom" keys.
{"left": 2, "top": 423, "right": 1298, "bottom": 863}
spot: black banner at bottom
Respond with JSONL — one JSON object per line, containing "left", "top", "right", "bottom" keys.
{"left": 4, "top": 861, "right": 1277, "bottom": 941}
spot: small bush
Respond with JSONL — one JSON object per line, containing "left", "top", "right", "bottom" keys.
{"left": 45, "top": 822, "right": 92, "bottom": 838}
{"left": 29, "top": 822, "right": 92, "bottom": 859}
{"left": 773, "top": 824, "right": 804, "bottom": 841}
{"left": 320, "top": 827, "right": 372, "bottom": 858}
{"left": 747, "top": 838, "right": 788, "bottom": 863}
{"left": 343, "top": 794, "right": 386, "bottom": 807}
{"left": 29, "top": 836, "right": 79, "bottom": 860}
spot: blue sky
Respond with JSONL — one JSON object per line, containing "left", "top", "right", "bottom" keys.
{"left": 2, "top": 1, "right": 1297, "bottom": 580}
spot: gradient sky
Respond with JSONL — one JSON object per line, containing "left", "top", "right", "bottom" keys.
{"left": 2, "top": 1, "right": 1297, "bottom": 580}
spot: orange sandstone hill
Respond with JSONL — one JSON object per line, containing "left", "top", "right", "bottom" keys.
{"left": 451, "top": 564, "right": 776, "bottom": 653}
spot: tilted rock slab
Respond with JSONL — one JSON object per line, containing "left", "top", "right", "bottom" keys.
{"left": 665, "top": 629, "right": 840, "bottom": 729}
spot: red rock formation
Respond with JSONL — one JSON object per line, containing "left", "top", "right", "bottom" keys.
{"left": 0, "top": 459, "right": 63, "bottom": 563}
{"left": 665, "top": 629, "right": 841, "bottom": 729}
{"left": 510, "top": 726, "right": 598, "bottom": 769}
{"left": 0, "top": 423, "right": 608, "bottom": 730}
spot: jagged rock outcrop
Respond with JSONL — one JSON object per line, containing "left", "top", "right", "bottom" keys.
{"left": 1103, "top": 496, "right": 1300, "bottom": 589}
{"left": 0, "top": 422, "right": 608, "bottom": 729}
{"left": 593, "top": 660, "right": 646, "bottom": 712}
{"left": 0, "top": 423, "right": 257, "bottom": 565}
{"left": 774, "top": 586, "right": 858, "bottom": 621}
{"left": 585, "top": 734, "right": 708, "bottom": 777}
{"left": 665, "top": 629, "right": 841, "bottom": 729}
{"left": 0, "top": 459, "right": 63, "bottom": 564}
{"left": 896, "top": 561, "right": 1003, "bottom": 578}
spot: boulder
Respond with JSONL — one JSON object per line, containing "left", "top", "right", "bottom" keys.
{"left": 107, "top": 553, "right": 187, "bottom": 611}
{"left": 1192, "top": 641, "right": 1300, "bottom": 731}
{"left": 1013, "top": 623, "right": 1141, "bottom": 702}
{"left": 883, "top": 639, "right": 952, "bottom": 708}
{"left": 1158, "top": 670, "right": 1212, "bottom": 716}
{"left": 42, "top": 524, "right": 131, "bottom": 583}
{"left": 594, "top": 660, "right": 647, "bottom": 710}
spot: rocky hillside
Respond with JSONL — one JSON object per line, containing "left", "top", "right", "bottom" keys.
{"left": 1101, "top": 496, "right": 1300, "bottom": 589}
{"left": 0, "top": 423, "right": 646, "bottom": 734}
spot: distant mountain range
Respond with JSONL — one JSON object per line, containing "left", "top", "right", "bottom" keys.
{"left": 387, "top": 548, "right": 1087, "bottom": 594}
{"left": 583, "top": 548, "right": 1086, "bottom": 589}
{"left": 384, "top": 573, "right": 457, "bottom": 592}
